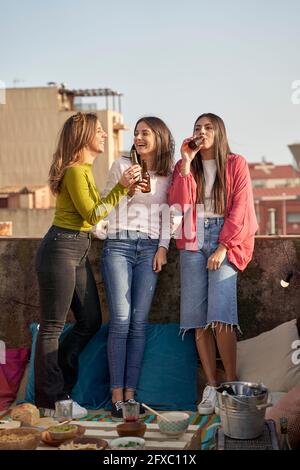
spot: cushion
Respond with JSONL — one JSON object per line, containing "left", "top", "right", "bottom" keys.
{"left": 237, "top": 319, "right": 300, "bottom": 392}
{"left": 266, "top": 385, "right": 300, "bottom": 449}
{"left": 136, "top": 324, "right": 198, "bottom": 411}
{"left": 25, "top": 323, "right": 198, "bottom": 411}
{"left": 24, "top": 323, "right": 111, "bottom": 409}
{"left": 0, "top": 348, "right": 30, "bottom": 410}
{"left": 0, "top": 368, "right": 13, "bottom": 411}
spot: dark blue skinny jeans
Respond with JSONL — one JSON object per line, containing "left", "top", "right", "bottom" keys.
{"left": 34, "top": 226, "right": 102, "bottom": 409}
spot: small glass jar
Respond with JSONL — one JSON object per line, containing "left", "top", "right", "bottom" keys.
{"left": 55, "top": 399, "right": 73, "bottom": 422}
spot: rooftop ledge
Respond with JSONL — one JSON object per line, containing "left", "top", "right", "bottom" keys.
{"left": 0, "top": 237, "right": 299, "bottom": 347}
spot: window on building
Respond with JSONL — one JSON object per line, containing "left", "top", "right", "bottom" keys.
{"left": 287, "top": 213, "right": 300, "bottom": 223}
{"left": 0, "top": 197, "right": 8, "bottom": 208}
{"left": 252, "top": 180, "right": 265, "bottom": 188}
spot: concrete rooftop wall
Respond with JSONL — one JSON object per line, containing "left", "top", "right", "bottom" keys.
{"left": 0, "top": 237, "right": 299, "bottom": 348}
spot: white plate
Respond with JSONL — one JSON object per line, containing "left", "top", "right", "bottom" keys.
{"left": 0, "top": 420, "right": 21, "bottom": 429}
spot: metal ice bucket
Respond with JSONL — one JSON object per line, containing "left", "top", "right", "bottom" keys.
{"left": 216, "top": 381, "right": 271, "bottom": 439}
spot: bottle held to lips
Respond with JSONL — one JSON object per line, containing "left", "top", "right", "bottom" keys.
{"left": 188, "top": 136, "right": 203, "bottom": 150}
{"left": 130, "top": 147, "right": 142, "bottom": 182}
{"left": 141, "top": 160, "right": 151, "bottom": 193}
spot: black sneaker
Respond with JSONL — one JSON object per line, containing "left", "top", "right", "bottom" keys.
{"left": 126, "top": 399, "right": 146, "bottom": 416}
{"left": 111, "top": 400, "right": 124, "bottom": 421}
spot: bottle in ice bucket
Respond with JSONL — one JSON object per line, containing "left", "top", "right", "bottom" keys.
{"left": 279, "top": 417, "right": 292, "bottom": 450}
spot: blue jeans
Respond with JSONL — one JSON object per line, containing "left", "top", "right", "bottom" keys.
{"left": 180, "top": 218, "right": 238, "bottom": 330}
{"left": 100, "top": 231, "right": 159, "bottom": 390}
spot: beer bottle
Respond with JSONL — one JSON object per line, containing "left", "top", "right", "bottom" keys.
{"left": 141, "top": 160, "right": 151, "bottom": 193}
{"left": 279, "top": 417, "right": 292, "bottom": 450}
{"left": 130, "top": 147, "right": 142, "bottom": 182}
{"left": 188, "top": 136, "right": 203, "bottom": 150}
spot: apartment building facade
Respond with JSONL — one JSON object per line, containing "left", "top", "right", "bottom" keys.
{"left": 0, "top": 85, "right": 128, "bottom": 236}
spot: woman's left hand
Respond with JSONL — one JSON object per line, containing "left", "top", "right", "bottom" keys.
{"left": 207, "top": 244, "right": 227, "bottom": 271}
{"left": 153, "top": 246, "right": 168, "bottom": 272}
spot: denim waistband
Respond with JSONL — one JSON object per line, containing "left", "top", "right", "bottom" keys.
{"left": 107, "top": 230, "right": 157, "bottom": 240}
{"left": 202, "top": 217, "right": 224, "bottom": 226}
{"left": 50, "top": 225, "right": 92, "bottom": 238}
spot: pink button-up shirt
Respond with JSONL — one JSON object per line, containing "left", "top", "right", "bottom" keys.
{"left": 168, "top": 154, "right": 258, "bottom": 271}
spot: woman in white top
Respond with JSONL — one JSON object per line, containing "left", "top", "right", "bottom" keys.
{"left": 100, "top": 117, "right": 174, "bottom": 419}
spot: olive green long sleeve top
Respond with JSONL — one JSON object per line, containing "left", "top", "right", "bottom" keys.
{"left": 52, "top": 163, "right": 128, "bottom": 231}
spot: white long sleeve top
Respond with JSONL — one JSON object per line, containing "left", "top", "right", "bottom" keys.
{"left": 97, "top": 156, "right": 172, "bottom": 249}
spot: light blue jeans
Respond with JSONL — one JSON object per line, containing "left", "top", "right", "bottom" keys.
{"left": 100, "top": 231, "right": 159, "bottom": 390}
{"left": 180, "top": 218, "right": 238, "bottom": 330}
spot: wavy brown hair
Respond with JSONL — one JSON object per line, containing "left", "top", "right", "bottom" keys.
{"left": 191, "top": 113, "right": 231, "bottom": 215}
{"left": 49, "top": 112, "right": 98, "bottom": 194}
{"left": 133, "top": 116, "right": 175, "bottom": 176}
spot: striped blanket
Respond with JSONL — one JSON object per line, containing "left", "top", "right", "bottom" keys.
{"left": 78, "top": 411, "right": 221, "bottom": 450}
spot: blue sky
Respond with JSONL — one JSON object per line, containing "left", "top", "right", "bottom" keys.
{"left": 1, "top": 0, "right": 300, "bottom": 164}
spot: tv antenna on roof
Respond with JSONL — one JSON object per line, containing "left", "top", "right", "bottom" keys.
{"left": 13, "top": 78, "right": 26, "bottom": 87}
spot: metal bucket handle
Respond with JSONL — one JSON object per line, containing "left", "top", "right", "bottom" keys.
{"left": 221, "top": 391, "right": 273, "bottom": 410}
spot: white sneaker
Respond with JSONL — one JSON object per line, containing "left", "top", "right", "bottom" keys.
{"left": 71, "top": 401, "right": 88, "bottom": 419}
{"left": 197, "top": 385, "right": 217, "bottom": 415}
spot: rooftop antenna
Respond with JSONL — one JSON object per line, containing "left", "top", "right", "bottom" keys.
{"left": 13, "top": 78, "right": 25, "bottom": 87}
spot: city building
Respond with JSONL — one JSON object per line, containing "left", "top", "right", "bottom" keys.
{"left": 0, "top": 185, "right": 53, "bottom": 209}
{"left": 0, "top": 84, "right": 128, "bottom": 236}
{"left": 250, "top": 158, "right": 300, "bottom": 235}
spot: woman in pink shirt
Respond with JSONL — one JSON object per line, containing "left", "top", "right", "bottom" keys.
{"left": 168, "top": 113, "right": 258, "bottom": 415}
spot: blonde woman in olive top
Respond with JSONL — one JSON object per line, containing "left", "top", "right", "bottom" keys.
{"left": 34, "top": 112, "right": 141, "bottom": 417}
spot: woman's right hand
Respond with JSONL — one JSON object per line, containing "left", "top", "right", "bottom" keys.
{"left": 119, "top": 164, "right": 142, "bottom": 188}
{"left": 180, "top": 138, "right": 199, "bottom": 176}
{"left": 180, "top": 138, "right": 200, "bottom": 163}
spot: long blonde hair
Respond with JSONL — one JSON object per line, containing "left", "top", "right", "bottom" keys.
{"left": 49, "top": 112, "right": 98, "bottom": 194}
{"left": 191, "top": 113, "right": 231, "bottom": 214}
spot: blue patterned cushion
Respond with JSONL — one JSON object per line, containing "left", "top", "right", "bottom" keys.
{"left": 25, "top": 323, "right": 198, "bottom": 411}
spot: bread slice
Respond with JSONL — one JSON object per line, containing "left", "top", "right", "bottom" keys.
{"left": 10, "top": 403, "right": 40, "bottom": 426}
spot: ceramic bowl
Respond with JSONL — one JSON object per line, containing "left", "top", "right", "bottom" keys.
{"left": 157, "top": 412, "right": 190, "bottom": 436}
{"left": 116, "top": 421, "right": 146, "bottom": 438}
{"left": 110, "top": 436, "right": 145, "bottom": 450}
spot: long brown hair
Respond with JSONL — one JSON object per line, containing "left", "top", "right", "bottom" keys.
{"left": 191, "top": 113, "right": 231, "bottom": 214}
{"left": 49, "top": 112, "right": 98, "bottom": 194}
{"left": 134, "top": 117, "right": 175, "bottom": 176}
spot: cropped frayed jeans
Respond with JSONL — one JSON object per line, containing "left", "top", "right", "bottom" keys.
{"left": 35, "top": 226, "right": 102, "bottom": 409}
{"left": 180, "top": 218, "right": 238, "bottom": 331}
{"left": 100, "top": 231, "right": 159, "bottom": 391}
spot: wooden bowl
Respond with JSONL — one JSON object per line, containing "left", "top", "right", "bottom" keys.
{"left": 48, "top": 424, "right": 78, "bottom": 441}
{"left": 0, "top": 427, "right": 41, "bottom": 450}
{"left": 116, "top": 421, "right": 146, "bottom": 438}
{"left": 41, "top": 425, "right": 85, "bottom": 447}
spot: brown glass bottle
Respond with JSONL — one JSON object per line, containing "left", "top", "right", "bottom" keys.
{"left": 188, "top": 136, "right": 203, "bottom": 150}
{"left": 141, "top": 160, "right": 151, "bottom": 193}
{"left": 130, "top": 147, "right": 142, "bottom": 182}
{"left": 279, "top": 417, "right": 292, "bottom": 450}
